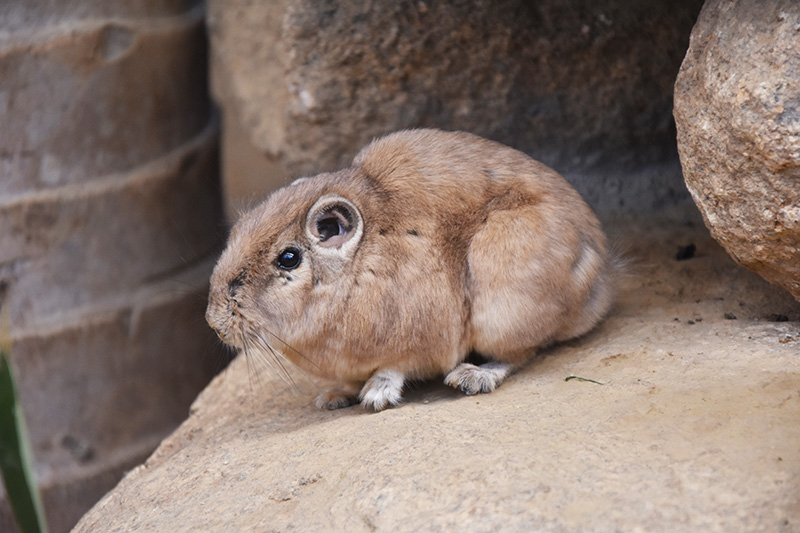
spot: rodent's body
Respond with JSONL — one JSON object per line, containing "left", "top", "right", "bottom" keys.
{"left": 207, "top": 129, "right": 615, "bottom": 410}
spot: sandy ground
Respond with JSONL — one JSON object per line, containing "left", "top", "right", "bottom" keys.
{"left": 74, "top": 208, "right": 800, "bottom": 532}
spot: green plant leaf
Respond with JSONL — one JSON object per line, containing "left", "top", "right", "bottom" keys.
{"left": 0, "top": 314, "right": 48, "bottom": 533}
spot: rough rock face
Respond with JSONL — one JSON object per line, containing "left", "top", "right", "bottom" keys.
{"left": 72, "top": 214, "right": 800, "bottom": 532}
{"left": 674, "top": 0, "right": 800, "bottom": 301}
{"left": 207, "top": 0, "right": 704, "bottom": 218}
{"left": 0, "top": 2, "right": 224, "bottom": 531}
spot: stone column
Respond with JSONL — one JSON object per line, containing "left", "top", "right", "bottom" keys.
{"left": 0, "top": 1, "right": 224, "bottom": 530}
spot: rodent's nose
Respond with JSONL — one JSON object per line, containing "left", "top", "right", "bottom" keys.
{"left": 205, "top": 300, "right": 235, "bottom": 346}
{"left": 205, "top": 305, "right": 220, "bottom": 335}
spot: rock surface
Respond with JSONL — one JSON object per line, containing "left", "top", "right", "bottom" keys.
{"left": 73, "top": 209, "right": 800, "bottom": 532}
{"left": 674, "top": 0, "right": 800, "bottom": 302}
{"left": 207, "top": 0, "right": 703, "bottom": 219}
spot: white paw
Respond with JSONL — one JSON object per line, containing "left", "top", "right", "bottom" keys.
{"left": 444, "top": 361, "right": 513, "bottom": 395}
{"left": 358, "top": 369, "right": 405, "bottom": 411}
{"left": 315, "top": 388, "right": 358, "bottom": 410}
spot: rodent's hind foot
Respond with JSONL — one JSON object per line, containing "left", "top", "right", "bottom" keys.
{"left": 444, "top": 361, "right": 514, "bottom": 395}
{"left": 315, "top": 388, "right": 359, "bottom": 410}
{"left": 358, "top": 369, "right": 405, "bottom": 411}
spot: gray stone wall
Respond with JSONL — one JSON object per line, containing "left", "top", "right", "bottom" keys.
{"left": 208, "top": 0, "right": 704, "bottom": 219}
{"left": 0, "top": 1, "right": 224, "bottom": 531}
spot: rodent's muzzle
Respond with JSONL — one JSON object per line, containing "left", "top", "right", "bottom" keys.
{"left": 205, "top": 298, "right": 228, "bottom": 342}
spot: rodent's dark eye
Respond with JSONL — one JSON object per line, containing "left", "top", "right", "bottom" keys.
{"left": 277, "top": 247, "right": 301, "bottom": 270}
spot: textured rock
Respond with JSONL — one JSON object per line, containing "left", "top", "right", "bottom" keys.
{"left": 1, "top": 129, "right": 220, "bottom": 327}
{"left": 12, "top": 274, "right": 220, "bottom": 530}
{"left": 0, "top": 10, "right": 210, "bottom": 195}
{"left": 0, "top": 3, "right": 223, "bottom": 531}
{"left": 72, "top": 212, "right": 800, "bottom": 532}
{"left": 0, "top": 0, "right": 200, "bottom": 31}
{"left": 208, "top": 0, "right": 704, "bottom": 218}
{"left": 13, "top": 267, "right": 219, "bottom": 475}
{"left": 674, "top": 0, "right": 800, "bottom": 301}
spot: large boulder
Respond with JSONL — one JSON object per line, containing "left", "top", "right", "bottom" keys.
{"left": 674, "top": 0, "right": 800, "bottom": 301}
{"left": 72, "top": 216, "right": 800, "bottom": 532}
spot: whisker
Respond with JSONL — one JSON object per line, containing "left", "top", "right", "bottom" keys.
{"left": 238, "top": 328, "right": 253, "bottom": 394}
{"left": 239, "top": 327, "right": 264, "bottom": 394}
{"left": 240, "top": 324, "right": 291, "bottom": 387}
{"left": 249, "top": 326, "right": 320, "bottom": 394}
{"left": 226, "top": 316, "right": 322, "bottom": 397}
{"left": 253, "top": 329, "right": 320, "bottom": 390}
{"left": 249, "top": 340, "right": 284, "bottom": 382}
{"left": 261, "top": 329, "right": 319, "bottom": 370}
{"left": 250, "top": 333, "right": 296, "bottom": 388}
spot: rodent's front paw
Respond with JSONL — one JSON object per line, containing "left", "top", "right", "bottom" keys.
{"left": 358, "top": 369, "right": 405, "bottom": 411}
{"left": 444, "top": 361, "right": 513, "bottom": 395}
{"left": 315, "top": 388, "right": 359, "bottom": 410}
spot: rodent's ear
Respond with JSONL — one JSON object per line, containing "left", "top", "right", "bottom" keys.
{"left": 305, "top": 195, "right": 363, "bottom": 251}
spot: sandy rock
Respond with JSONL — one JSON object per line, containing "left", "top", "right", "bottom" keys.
{"left": 674, "top": 0, "right": 800, "bottom": 301}
{"left": 208, "top": 0, "right": 704, "bottom": 218}
{"left": 73, "top": 211, "right": 800, "bottom": 532}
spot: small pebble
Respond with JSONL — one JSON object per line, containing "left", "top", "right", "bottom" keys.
{"left": 676, "top": 243, "right": 696, "bottom": 261}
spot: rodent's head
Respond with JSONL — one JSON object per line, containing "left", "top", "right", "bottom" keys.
{"left": 205, "top": 175, "right": 364, "bottom": 355}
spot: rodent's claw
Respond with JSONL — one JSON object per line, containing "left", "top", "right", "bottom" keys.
{"left": 444, "top": 361, "right": 514, "bottom": 396}
{"left": 358, "top": 369, "right": 405, "bottom": 411}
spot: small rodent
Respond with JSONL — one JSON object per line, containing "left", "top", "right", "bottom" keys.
{"left": 206, "top": 129, "right": 615, "bottom": 411}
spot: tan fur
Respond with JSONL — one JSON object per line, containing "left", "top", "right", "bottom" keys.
{"left": 206, "top": 129, "right": 615, "bottom": 410}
